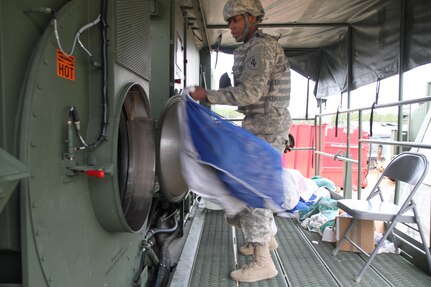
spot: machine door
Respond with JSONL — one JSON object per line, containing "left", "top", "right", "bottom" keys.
{"left": 158, "top": 95, "right": 189, "bottom": 203}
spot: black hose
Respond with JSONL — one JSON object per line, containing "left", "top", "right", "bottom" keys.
{"left": 145, "top": 210, "right": 179, "bottom": 241}
{"left": 71, "top": 0, "right": 108, "bottom": 150}
{"left": 99, "top": 0, "right": 109, "bottom": 141}
{"left": 155, "top": 244, "right": 172, "bottom": 287}
{"left": 154, "top": 212, "right": 179, "bottom": 287}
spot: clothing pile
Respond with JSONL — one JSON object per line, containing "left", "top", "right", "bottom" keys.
{"left": 298, "top": 197, "right": 339, "bottom": 234}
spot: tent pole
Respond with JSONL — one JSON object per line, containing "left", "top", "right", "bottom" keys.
{"left": 343, "top": 25, "right": 353, "bottom": 198}
{"left": 395, "top": 0, "right": 406, "bottom": 204}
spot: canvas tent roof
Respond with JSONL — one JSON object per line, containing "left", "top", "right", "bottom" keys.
{"left": 180, "top": 0, "right": 431, "bottom": 98}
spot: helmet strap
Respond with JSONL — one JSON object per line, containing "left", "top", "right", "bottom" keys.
{"left": 241, "top": 13, "right": 250, "bottom": 42}
{"left": 242, "top": 13, "right": 258, "bottom": 42}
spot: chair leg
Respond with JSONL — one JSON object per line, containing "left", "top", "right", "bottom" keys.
{"left": 387, "top": 223, "right": 400, "bottom": 254}
{"left": 355, "top": 219, "right": 400, "bottom": 282}
{"left": 414, "top": 207, "right": 431, "bottom": 272}
{"left": 332, "top": 218, "right": 357, "bottom": 256}
{"left": 355, "top": 240, "right": 383, "bottom": 282}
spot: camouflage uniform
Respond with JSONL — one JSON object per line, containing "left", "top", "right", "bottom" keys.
{"left": 207, "top": 30, "right": 291, "bottom": 244}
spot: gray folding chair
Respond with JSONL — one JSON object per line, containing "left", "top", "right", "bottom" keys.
{"left": 332, "top": 152, "right": 431, "bottom": 282}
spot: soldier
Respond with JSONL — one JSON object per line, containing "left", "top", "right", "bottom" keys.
{"left": 189, "top": 0, "right": 291, "bottom": 282}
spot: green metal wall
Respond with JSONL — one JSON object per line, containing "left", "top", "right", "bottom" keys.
{"left": 149, "top": 0, "right": 203, "bottom": 119}
{"left": 1, "top": 0, "right": 206, "bottom": 285}
{"left": 1, "top": 0, "right": 154, "bottom": 285}
{"left": 150, "top": 0, "right": 174, "bottom": 119}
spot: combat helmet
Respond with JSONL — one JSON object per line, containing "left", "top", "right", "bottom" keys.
{"left": 223, "top": 0, "right": 265, "bottom": 22}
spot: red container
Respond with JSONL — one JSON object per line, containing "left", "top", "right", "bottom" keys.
{"left": 283, "top": 125, "right": 369, "bottom": 189}
{"left": 321, "top": 127, "right": 369, "bottom": 189}
{"left": 283, "top": 124, "right": 327, "bottom": 177}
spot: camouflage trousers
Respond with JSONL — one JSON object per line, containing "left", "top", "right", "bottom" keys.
{"left": 237, "top": 207, "right": 277, "bottom": 244}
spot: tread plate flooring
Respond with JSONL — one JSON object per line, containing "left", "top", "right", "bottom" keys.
{"left": 182, "top": 209, "right": 431, "bottom": 287}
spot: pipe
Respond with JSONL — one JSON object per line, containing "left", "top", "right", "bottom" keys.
{"left": 135, "top": 209, "right": 179, "bottom": 286}
{"left": 154, "top": 211, "right": 180, "bottom": 287}
{"left": 145, "top": 210, "right": 179, "bottom": 241}
{"left": 155, "top": 243, "right": 173, "bottom": 287}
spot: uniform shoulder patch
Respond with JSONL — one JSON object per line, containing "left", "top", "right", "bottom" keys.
{"left": 243, "top": 44, "right": 266, "bottom": 74}
{"left": 246, "top": 56, "right": 260, "bottom": 70}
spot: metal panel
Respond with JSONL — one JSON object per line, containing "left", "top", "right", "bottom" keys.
{"left": 13, "top": 0, "right": 148, "bottom": 285}
{"left": 116, "top": 0, "right": 151, "bottom": 80}
{"left": 0, "top": 149, "right": 29, "bottom": 214}
{"left": 149, "top": 0, "right": 173, "bottom": 119}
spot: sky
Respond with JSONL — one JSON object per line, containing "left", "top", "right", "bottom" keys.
{"left": 210, "top": 52, "right": 431, "bottom": 120}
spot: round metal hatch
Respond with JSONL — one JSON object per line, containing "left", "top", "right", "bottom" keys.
{"left": 158, "top": 95, "right": 189, "bottom": 203}
{"left": 117, "top": 84, "right": 155, "bottom": 232}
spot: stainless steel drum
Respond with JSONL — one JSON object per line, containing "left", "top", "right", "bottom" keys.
{"left": 158, "top": 95, "right": 189, "bottom": 202}
{"left": 117, "top": 84, "right": 156, "bottom": 232}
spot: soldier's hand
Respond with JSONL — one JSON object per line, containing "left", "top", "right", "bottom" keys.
{"left": 284, "top": 133, "right": 295, "bottom": 153}
{"left": 189, "top": 86, "right": 208, "bottom": 101}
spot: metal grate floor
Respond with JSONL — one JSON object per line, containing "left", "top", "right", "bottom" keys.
{"left": 171, "top": 209, "right": 431, "bottom": 287}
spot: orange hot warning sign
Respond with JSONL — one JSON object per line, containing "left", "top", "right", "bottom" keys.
{"left": 56, "top": 49, "right": 75, "bottom": 81}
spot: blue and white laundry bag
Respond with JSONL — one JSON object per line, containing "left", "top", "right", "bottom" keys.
{"left": 178, "top": 95, "right": 300, "bottom": 214}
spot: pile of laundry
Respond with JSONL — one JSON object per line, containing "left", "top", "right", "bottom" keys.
{"left": 298, "top": 197, "right": 339, "bottom": 234}
{"left": 297, "top": 197, "right": 399, "bottom": 254}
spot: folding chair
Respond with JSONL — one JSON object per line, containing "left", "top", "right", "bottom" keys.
{"left": 332, "top": 152, "right": 431, "bottom": 282}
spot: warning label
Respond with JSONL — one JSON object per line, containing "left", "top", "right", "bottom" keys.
{"left": 56, "top": 49, "right": 75, "bottom": 81}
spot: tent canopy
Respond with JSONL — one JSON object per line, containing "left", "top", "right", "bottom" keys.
{"left": 180, "top": 0, "right": 431, "bottom": 98}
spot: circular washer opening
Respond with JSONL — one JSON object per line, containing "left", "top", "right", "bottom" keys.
{"left": 117, "top": 84, "right": 155, "bottom": 232}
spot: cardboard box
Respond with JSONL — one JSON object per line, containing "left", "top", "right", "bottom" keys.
{"left": 335, "top": 216, "right": 375, "bottom": 253}
{"left": 374, "top": 220, "right": 386, "bottom": 234}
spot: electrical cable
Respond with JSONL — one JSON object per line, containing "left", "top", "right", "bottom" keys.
{"left": 53, "top": 14, "right": 101, "bottom": 57}
{"left": 70, "top": 0, "right": 109, "bottom": 150}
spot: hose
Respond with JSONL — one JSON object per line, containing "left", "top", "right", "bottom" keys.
{"left": 70, "top": 0, "right": 109, "bottom": 150}
{"left": 153, "top": 211, "right": 179, "bottom": 287}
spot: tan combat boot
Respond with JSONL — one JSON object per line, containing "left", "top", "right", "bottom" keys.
{"left": 230, "top": 243, "right": 278, "bottom": 282}
{"left": 238, "top": 236, "right": 278, "bottom": 256}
